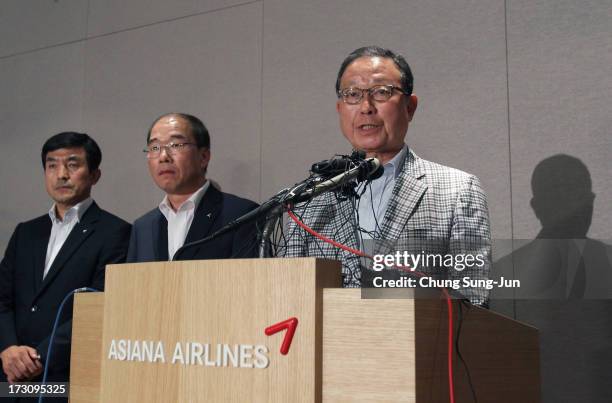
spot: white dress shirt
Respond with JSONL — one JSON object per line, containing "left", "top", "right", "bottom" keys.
{"left": 158, "top": 181, "right": 210, "bottom": 260}
{"left": 44, "top": 197, "right": 94, "bottom": 279}
{"left": 356, "top": 145, "right": 407, "bottom": 241}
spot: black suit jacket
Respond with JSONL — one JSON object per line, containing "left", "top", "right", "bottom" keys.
{"left": 0, "top": 202, "right": 131, "bottom": 383}
{"left": 126, "top": 185, "right": 259, "bottom": 262}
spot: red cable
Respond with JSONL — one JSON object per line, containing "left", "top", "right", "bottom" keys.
{"left": 442, "top": 288, "right": 455, "bottom": 403}
{"left": 287, "top": 207, "right": 455, "bottom": 403}
{"left": 287, "top": 209, "right": 369, "bottom": 258}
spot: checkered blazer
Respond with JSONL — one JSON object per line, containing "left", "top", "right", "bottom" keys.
{"left": 283, "top": 148, "right": 491, "bottom": 306}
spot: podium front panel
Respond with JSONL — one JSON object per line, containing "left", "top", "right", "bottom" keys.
{"left": 98, "top": 258, "right": 340, "bottom": 403}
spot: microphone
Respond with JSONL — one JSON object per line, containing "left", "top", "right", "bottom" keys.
{"left": 292, "top": 156, "right": 382, "bottom": 203}
{"left": 311, "top": 150, "right": 375, "bottom": 178}
{"left": 365, "top": 158, "right": 384, "bottom": 180}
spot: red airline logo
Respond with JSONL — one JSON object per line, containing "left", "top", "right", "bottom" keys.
{"left": 265, "top": 317, "right": 298, "bottom": 355}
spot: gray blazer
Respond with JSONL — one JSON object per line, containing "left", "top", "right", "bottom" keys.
{"left": 284, "top": 148, "right": 491, "bottom": 305}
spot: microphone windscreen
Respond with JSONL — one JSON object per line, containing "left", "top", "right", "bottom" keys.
{"left": 369, "top": 165, "right": 384, "bottom": 180}
{"left": 368, "top": 158, "right": 384, "bottom": 180}
{"left": 351, "top": 149, "right": 366, "bottom": 160}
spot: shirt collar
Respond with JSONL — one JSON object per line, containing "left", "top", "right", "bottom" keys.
{"left": 48, "top": 197, "right": 93, "bottom": 224}
{"left": 382, "top": 144, "right": 408, "bottom": 179}
{"left": 159, "top": 181, "right": 210, "bottom": 215}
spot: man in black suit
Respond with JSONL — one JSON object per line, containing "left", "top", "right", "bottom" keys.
{"left": 127, "top": 113, "right": 258, "bottom": 263}
{"left": 0, "top": 132, "right": 130, "bottom": 391}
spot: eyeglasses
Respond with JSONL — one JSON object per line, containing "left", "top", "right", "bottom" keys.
{"left": 338, "top": 85, "right": 408, "bottom": 105}
{"left": 143, "top": 142, "right": 197, "bottom": 158}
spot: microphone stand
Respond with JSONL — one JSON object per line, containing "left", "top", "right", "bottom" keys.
{"left": 257, "top": 204, "right": 283, "bottom": 258}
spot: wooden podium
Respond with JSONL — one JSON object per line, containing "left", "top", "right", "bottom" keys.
{"left": 69, "top": 258, "right": 540, "bottom": 402}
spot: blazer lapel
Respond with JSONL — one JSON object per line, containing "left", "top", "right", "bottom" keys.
{"left": 32, "top": 218, "right": 52, "bottom": 291}
{"left": 36, "top": 202, "right": 100, "bottom": 295}
{"left": 185, "top": 185, "right": 222, "bottom": 243}
{"left": 178, "top": 185, "right": 222, "bottom": 259}
{"left": 152, "top": 211, "right": 169, "bottom": 261}
{"left": 334, "top": 198, "right": 363, "bottom": 286}
{"left": 380, "top": 150, "right": 428, "bottom": 241}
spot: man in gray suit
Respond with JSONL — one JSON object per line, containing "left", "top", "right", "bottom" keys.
{"left": 284, "top": 46, "right": 491, "bottom": 306}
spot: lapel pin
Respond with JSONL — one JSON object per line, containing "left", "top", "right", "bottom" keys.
{"left": 206, "top": 213, "right": 212, "bottom": 218}
{"left": 82, "top": 229, "right": 88, "bottom": 233}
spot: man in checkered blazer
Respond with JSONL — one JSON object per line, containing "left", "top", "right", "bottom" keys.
{"left": 283, "top": 46, "right": 491, "bottom": 306}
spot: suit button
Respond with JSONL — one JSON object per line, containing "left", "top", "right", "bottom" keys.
{"left": 31, "top": 305, "right": 38, "bottom": 312}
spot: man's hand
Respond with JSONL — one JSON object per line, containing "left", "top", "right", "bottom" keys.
{"left": 0, "top": 345, "right": 42, "bottom": 383}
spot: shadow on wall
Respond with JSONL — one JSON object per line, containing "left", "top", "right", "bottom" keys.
{"left": 490, "top": 154, "right": 612, "bottom": 403}
{"left": 532, "top": 153, "right": 594, "bottom": 240}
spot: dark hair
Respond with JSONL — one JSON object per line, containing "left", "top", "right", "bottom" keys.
{"left": 41, "top": 132, "right": 102, "bottom": 172}
{"left": 335, "top": 46, "right": 414, "bottom": 96}
{"left": 146, "top": 113, "right": 210, "bottom": 149}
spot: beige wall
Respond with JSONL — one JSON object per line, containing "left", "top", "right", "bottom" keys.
{"left": 0, "top": 10, "right": 610, "bottom": 237}
{"left": 1, "top": 0, "right": 609, "bottom": 244}
{"left": 0, "top": 1, "right": 610, "bottom": 401}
